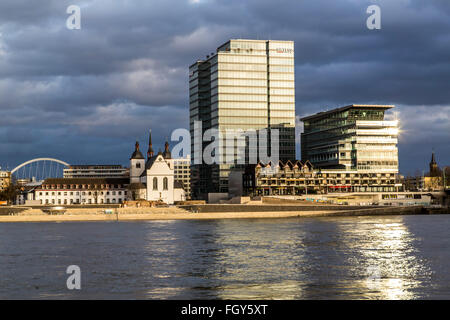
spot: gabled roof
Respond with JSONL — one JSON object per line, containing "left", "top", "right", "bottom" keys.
{"left": 141, "top": 153, "right": 170, "bottom": 177}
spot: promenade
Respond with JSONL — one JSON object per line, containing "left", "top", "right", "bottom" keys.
{"left": 0, "top": 205, "right": 436, "bottom": 223}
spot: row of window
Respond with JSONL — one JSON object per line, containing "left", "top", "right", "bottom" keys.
{"left": 40, "top": 184, "right": 123, "bottom": 190}
{"left": 39, "top": 191, "right": 127, "bottom": 196}
{"left": 153, "top": 177, "right": 168, "bottom": 191}
{"left": 41, "top": 198, "right": 124, "bottom": 205}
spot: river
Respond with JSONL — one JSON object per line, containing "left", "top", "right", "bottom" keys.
{"left": 1, "top": 214, "right": 449, "bottom": 299}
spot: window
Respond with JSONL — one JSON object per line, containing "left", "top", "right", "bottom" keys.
{"left": 153, "top": 177, "right": 158, "bottom": 190}
{"left": 136, "top": 163, "right": 141, "bottom": 168}
{"left": 163, "top": 177, "right": 168, "bottom": 190}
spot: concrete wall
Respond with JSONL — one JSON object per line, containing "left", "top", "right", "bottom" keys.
{"left": 208, "top": 193, "right": 229, "bottom": 204}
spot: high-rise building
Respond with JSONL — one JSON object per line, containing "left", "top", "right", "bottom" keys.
{"left": 300, "top": 104, "right": 399, "bottom": 174}
{"left": 189, "top": 39, "right": 296, "bottom": 198}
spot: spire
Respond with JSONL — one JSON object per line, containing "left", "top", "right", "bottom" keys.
{"left": 135, "top": 141, "right": 140, "bottom": 151}
{"left": 430, "top": 149, "right": 439, "bottom": 177}
{"left": 165, "top": 140, "right": 169, "bottom": 152}
{"left": 147, "top": 129, "right": 154, "bottom": 159}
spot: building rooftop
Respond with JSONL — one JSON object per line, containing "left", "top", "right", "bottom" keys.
{"left": 66, "top": 165, "right": 125, "bottom": 169}
{"left": 42, "top": 178, "right": 130, "bottom": 185}
{"left": 300, "top": 104, "right": 395, "bottom": 121}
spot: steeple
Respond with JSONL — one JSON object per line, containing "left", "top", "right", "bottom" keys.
{"left": 147, "top": 129, "right": 154, "bottom": 159}
{"left": 430, "top": 150, "right": 439, "bottom": 177}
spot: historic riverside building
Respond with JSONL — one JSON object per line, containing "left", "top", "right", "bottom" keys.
{"left": 243, "top": 160, "right": 402, "bottom": 196}
{"left": 189, "top": 39, "right": 296, "bottom": 199}
{"left": 129, "top": 132, "right": 186, "bottom": 204}
{"left": 30, "top": 131, "right": 187, "bottom": 205}
{"left": 35, "top": 178, "right": 129, "bottom": 205}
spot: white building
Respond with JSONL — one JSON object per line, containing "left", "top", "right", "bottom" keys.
{"left": 129, "top": 135, "right": 186, "bottom": 204}
{"left": 28, "top": 133, "right": 186, "bottom": 206}
{"left": 35, "top": 178, "right": 129, "bottom": 205}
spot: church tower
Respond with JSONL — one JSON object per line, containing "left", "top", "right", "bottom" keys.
{"left": 130, "top": 141, "right": 145, "bottom": 183}
{"left": 430, "top": 151, "right": 439, "bottom": 177}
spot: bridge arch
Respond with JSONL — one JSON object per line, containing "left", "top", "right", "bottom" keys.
{"left": 11, "top": 158, "right": 70, "bottom": 174}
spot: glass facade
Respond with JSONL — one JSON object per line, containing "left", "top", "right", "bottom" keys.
{"left": 190, "top": 39, "right": 296, "bottom": 199}
{"left": 301, "top": 105, "right": 399, "bottom": 173}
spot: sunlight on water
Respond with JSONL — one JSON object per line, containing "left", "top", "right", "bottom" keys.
{"left": 0, "top": 215, "right": 448, "bottom": 299}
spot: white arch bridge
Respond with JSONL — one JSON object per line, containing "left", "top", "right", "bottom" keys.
{"left": 11, "top": 158, "right": 70, "bottom": 182}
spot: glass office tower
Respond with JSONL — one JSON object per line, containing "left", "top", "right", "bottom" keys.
{"left": 300, "top": 104, "right": 399, "bottom": 174}
{"left": 189, "top": 39, "right": 296, "bottom": 199}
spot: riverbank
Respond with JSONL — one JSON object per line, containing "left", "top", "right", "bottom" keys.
{"left": 0, "top": 205, "right": 444, "bottom": 223}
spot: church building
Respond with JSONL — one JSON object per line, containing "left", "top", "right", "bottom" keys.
{"left": 129, "top": 131, "right": 185, "bottom": 204}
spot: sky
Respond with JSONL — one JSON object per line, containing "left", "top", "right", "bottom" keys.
{"left": 0, "top": 0, "right": 449, "bottom": 176}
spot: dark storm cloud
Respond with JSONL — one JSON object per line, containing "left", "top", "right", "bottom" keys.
{"left": 0, "top": 0, "right": 449, "bottom": 173}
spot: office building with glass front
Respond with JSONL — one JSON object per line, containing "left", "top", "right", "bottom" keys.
{"left": 189, "top": 39, "right": 296, "bottom": 199}
{"left": 300, "top": 104, "right": 399, "bottom": 174}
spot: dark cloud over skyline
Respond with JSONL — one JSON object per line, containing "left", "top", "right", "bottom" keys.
{"left": 0, "top": 0, "right": 449, "bottom": 175}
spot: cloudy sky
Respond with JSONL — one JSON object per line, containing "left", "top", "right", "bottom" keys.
{"left": 0, "top": 0, "right": 449, "bottom": 175}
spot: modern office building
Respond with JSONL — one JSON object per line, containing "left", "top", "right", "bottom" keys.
{"left": 189, "top": 39, "right": 296, "bottom": 198}
{"left": 169, "top": 155, "right": 191, "bottom": 200}
{"left": 64, "top": 165, "right": 129, "bottom": 179}
{"left": 300, "top": 104, "right": 399, "bottom": 174}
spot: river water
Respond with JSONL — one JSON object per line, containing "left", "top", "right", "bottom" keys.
{"left": 1, "top": 215, "right": 449, "bottom": 299}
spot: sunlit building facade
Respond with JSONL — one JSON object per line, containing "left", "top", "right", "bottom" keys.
{"left": 189, "top": 39, "right": 296, "bottom": 198}
{"left": 301, "top": 105, "right": 399, "bottom": 174}
{"left": 0, "top": 170, "right": 11, "bottom": 192}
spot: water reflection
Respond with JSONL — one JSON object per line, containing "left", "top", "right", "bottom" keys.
{"left": 0, "top": 216, "right": 444, "bottom": 299}
{"left": 335, "top": 217, "right": 432, "bottom": 299}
